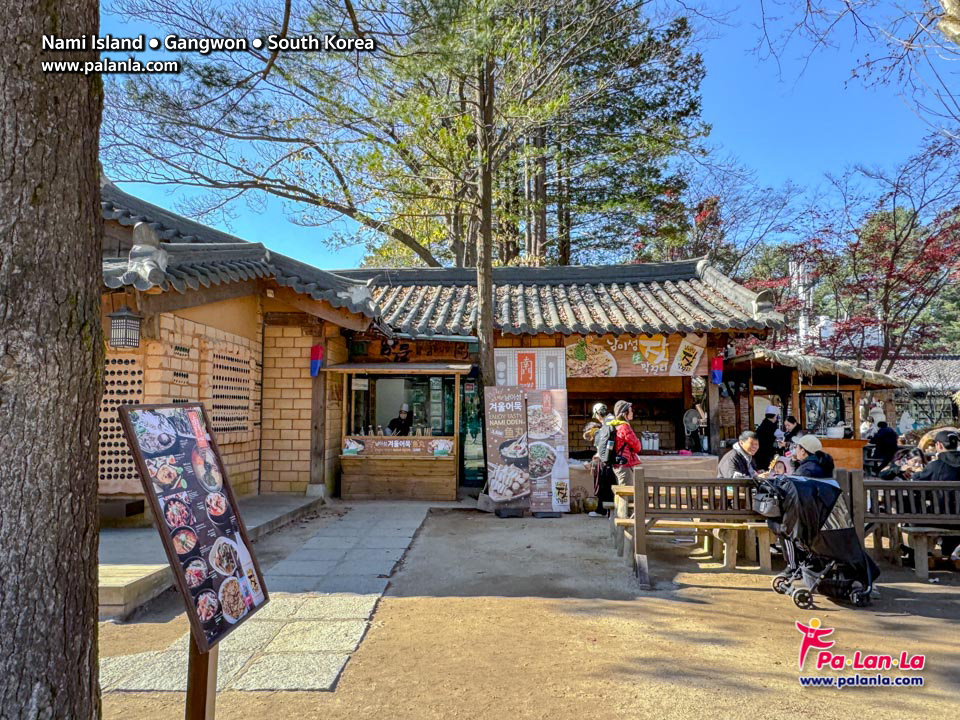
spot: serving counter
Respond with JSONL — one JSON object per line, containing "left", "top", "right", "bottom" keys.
{"left": 325, "top": 362, "right": 470, "bottom": 501}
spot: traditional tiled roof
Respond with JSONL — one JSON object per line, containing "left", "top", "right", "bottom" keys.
{"left": 852, "top": 355, "right": 960, "bottom": 393}
{"left": 727, "top": 349, "right": 910, "bottom": 389}
{"left": 100, "top": 180, "right": 378, "bottom": 318}
{"left": 336, "top": 259, "right": 783, "bottom": 337}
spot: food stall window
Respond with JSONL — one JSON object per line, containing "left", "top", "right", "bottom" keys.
{"left": 349, "top": 374, "right": 456, "bottom": 435}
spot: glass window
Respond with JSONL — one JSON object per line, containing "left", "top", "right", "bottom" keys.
{"left": 349, "top": 374, "right": 456, "bottom": 436}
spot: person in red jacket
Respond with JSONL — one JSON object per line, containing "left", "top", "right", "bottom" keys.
{"left": 610, "top": 400, "right": 643, "bottom": 484}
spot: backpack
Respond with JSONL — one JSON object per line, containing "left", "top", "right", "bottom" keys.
{"left": 594, "top": 422, "right": 620, "bottom": 467}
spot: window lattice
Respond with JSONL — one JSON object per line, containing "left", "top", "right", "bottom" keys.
{"left": 99, "top": 355, "right": 143, "bottom": 487}
{"left": 210, "top": 349, "right": 252, "bottom": 433}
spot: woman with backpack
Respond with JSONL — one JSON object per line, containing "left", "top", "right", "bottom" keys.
{"left": 609, "top": 400, "right": 643, "bottom": 485}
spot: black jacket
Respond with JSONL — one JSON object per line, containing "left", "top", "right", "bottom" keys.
{"left": 793, "top": 451, "right": 836, "bottom": 479}
{"left": 872, "top": 426, "right": 899, "bottom": 463}
{"left": 718, "top": 443, "right": 757, "bottom": 479}
{"left": 911, "top": 450, "right": 960, "bottom": 483}
{"left": 754, "top": 418, "right": 778, "bottom": 470}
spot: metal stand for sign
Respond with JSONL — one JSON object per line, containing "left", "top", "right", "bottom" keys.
{"left": 186, "top": 630, "right": 218, "bottom": 719}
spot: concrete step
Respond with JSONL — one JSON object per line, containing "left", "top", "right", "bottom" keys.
{"left": 99, "top": 494, "right": 325, "bottom": 620}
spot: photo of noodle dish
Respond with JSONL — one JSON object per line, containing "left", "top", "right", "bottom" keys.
{"left": 526, "top": 405, "right": 562, "bottom": 440}
{"left": 565, "top": 339, "right": 617, "bottom": 377}
{"left": 209, "top": 537, "right": 239, "bottom": 576}
{"left": 195, "top": 590, "right": 219, "bottom": 623}
{"left": 191, "top": 447, "right": 223, "bottom": 492}
{"left": 528, "top": 442, "right": 557, "bottom": 478}
{"left": 205, "top": 492, "right": 230, "bottom": 522}
{"left": 183, "top": 558, "right": 208, "bottom": 589}
{"left": 171, "top": 527, "right": 198, "bottom": 556}
{"left": 129, "top": 410, "right": 179, "bottom": 454}
{"left": 218, "top": 577, "right": 247, "bottom": 623}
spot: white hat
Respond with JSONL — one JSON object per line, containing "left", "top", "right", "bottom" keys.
{"left": 795, "top": 434, "right": 822, "bottom": 454}
{"left": 764, "top": 404, "right": 780, "bottom": 416}
{"left": 400, "top": 403, "right": 409, "bottom": 412}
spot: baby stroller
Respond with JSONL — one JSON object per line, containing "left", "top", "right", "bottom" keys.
{"left": 753, "top": 475, "right": 879, "bottom": 608}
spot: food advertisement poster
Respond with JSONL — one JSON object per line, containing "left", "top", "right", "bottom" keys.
{"left": 483, "top": 386, "right": 531, "bottom": 509}
{"left": 119, "top": 403, "right": 268, "bottom": 652}
{"left": 525, "top": 389, "right": 570, "bottom": 513}
{"left": 565, "top": 334, "right": 708, "bottom": 378}
{"left": 342, "top": 436, "right": 454, "bottom": 456}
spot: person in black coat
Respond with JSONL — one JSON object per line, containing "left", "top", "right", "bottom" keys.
{"left": 872, "top": 421, "right": 900, "bottom": 465}
{"left": 754, "top": 404, "right": 780, "bottom": 471}
{"left": 792, "top": 434, "right": 836, "bottom": 479}
{"left": 909, "top": 430, "right": 960, "bottom": 558}
{"left": 783, "top": 415, "right": 801, "bottom": 447}
{"left": 718, "top": 431, "right": 760, "bottom": 479}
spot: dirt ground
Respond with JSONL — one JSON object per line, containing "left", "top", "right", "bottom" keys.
{"left": 102, "top": 508, "right": 960, "bottom": 719}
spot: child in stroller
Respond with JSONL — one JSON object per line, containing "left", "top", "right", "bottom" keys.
{"left": 754, "top": 474, "right": 879, "bottom": 608}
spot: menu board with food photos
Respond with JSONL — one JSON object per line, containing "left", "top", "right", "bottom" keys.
{"left": 118, "top": 403, "right": 269, "bottom": 652}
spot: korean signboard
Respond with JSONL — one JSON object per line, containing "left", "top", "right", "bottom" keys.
{"left": 342, "top": 436, "right": 454, "bottom": 456}
{"left": 564, "top": 333, "right": 707, "bottom": 378}
{"left": 484, "top": 386, "right": 531, "bottom": 509}
{"left": 118, "top": 403, "right": 269, "bottom": 652}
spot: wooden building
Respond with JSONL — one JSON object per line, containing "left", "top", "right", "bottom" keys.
{"left": 97, "top": 178, "right": 382, "bottom": 520}
{"left": 333, "top": 261, "right": 783, "bottom": 499}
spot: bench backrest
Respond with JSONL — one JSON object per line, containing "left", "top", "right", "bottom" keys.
{"left": 632, "top": 467, "right": 758, "bottom": 522}
{"left": 862, "top": 478, "right": 960, "bottom": 523}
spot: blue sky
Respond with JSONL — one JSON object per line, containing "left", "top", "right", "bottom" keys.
{"left": 101, "top": 4, "right": 930, "bottom": 270}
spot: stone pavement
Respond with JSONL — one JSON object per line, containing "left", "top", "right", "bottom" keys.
{"left": 100, "top": 501, "right": 459, "bottom": 692}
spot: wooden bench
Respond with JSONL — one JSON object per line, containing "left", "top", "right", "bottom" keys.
{"left": 859, "top": 476, "right": 960, "bottom": 571}
{"left": 610, "top": 468, "right": 778, "bottom": 585}
{"left": 900, "top": 527, "right": 960, "bottom": 580}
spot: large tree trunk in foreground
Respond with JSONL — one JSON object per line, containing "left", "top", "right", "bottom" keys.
{"left": 476, "top": 56, "right": 496, "bottom": 385}
{"left": 0, "top": 1, "right": 104, "bottom": 717}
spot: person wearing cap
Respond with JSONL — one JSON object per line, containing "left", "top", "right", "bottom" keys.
{"left": 910, "top": 430, "right": 960, "bottom": 558}
{"left": 609, "top": 400, "right": 643, "bottom": 485}
{"left": 387, "top": 403, "right": 412, "bottom": 436}
{"left": 754, "top": 403, "right": 780, "bottom": 471}
{"left": 582, "top": 402, "right": 610, "bottom": 443}
{"left": 792, "top": 434, "right": 836, "bottom": 479}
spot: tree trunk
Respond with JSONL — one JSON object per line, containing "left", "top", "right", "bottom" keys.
{"left": 556, "top": 141, "right": 570, "bottom": 265}
{"left": 0, "top": 0, "right": 104, "bottom": 717}
{"left": 476, "top": 56, "right": 496, "bottom": 385}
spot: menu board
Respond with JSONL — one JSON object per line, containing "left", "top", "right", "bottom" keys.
{"left": 342, "top": 436, "right": 454, "bottom": 456}
{"left": 526, "top": 389, "right": 570, "bottom": 513}
{"left": 564, "top": 334, "right": 707, "bottom": 378}
{"left": 483, "top": 386, "right": 531, "bottom": 509}
{"left": 118, "top": 403, "right": 269, "bottom": 652}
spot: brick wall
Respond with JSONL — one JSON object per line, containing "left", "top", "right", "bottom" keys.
{"left": 261, "top": 325, "right": 314, "bottom": 493}
{"left": 138, "top": 312, "right": 262, "bottom": 497}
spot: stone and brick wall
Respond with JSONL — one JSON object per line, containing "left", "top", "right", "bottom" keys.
{"left": 260, "top": 325, "right": 315, "bottom": 494}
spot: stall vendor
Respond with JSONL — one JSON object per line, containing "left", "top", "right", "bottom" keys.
{"left": 388, "top": 403, "right": 412, "bottom": 436}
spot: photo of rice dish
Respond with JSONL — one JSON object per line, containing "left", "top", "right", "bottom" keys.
{"left": 527, "top": 405, "right": 562, "bottom": 439}
{"left": 171, "top": 527, "right": 198, "bottom": 555}
{"left": 210, "top": 537, "right": 239, "bottom": 575}
{"left": 565, "top": 339, "right": 617, "bottom": 377}
{"left": 195, "top": 590, "right": 219, "bottom": 622}
{"left": 183, "top": 558, "right": 208, "bottom": 588}
{"left": 205, "top": 492, "right": 229, "bottom": 519}
{"left": 528, "top": 442, "right": 557, "bottom": 478}
{"left": 130, "top": 410, "right": 178, "bottom": 454}
{"left": 218, "top": 577, "right": 247, "bottom": 623}
{"left": 163, "top": 497, "right": 194, "bottom": 528}
{"left": 191, "top": 447, "right": 223, "bottom": 492}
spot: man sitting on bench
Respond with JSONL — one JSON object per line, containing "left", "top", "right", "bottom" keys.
{"left": 718, "top": 431, "right": 760, "bottom": 479}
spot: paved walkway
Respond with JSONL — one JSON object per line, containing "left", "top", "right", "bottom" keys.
{"left": 100, "top": 501, "right": 464, "bottom": 692}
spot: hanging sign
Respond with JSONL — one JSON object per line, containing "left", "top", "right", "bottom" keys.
{"left": 517, "top": 352, "right": 537, "bottom": 388}
{"left": 118, "top": 403, "right": 269, "bottom": 653}
{"left": 565, "top": 334, "right": 709, "bottom": 378}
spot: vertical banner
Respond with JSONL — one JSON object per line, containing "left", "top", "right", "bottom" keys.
{"left": 526, "top": 389, "right": 569, "bottom": 513}
{"left": 483, "top": 386, "right": 531, "bottom": 508}
{"left": 517, "top": 352, "right": 537, "bottom": 388}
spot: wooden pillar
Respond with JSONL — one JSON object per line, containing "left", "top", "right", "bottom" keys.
{"left": 309, "top": 328, "right": 326, "bottom": 494}
{"left": 852, "top": 388, "right": 862, "bottom": 440}
{"left": 186, "top": 633, "right": 217, "bottom": 720}
{"left": 747, "top": 379, "right": 756, "bottom": 431}
{"left": 850, "top": 469, "right": 865, "bottom": 547}
{"left": 791, "top": 370, "right": 801, "bottom": 426}
{"left": 632, "top": 467, "right": 650, "bottom": 587}
{"left": 706, "top": 347, "right": 721, "bottom": 454}
{"left": 454, "top": 373, "right": 461, "bottom": 485}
